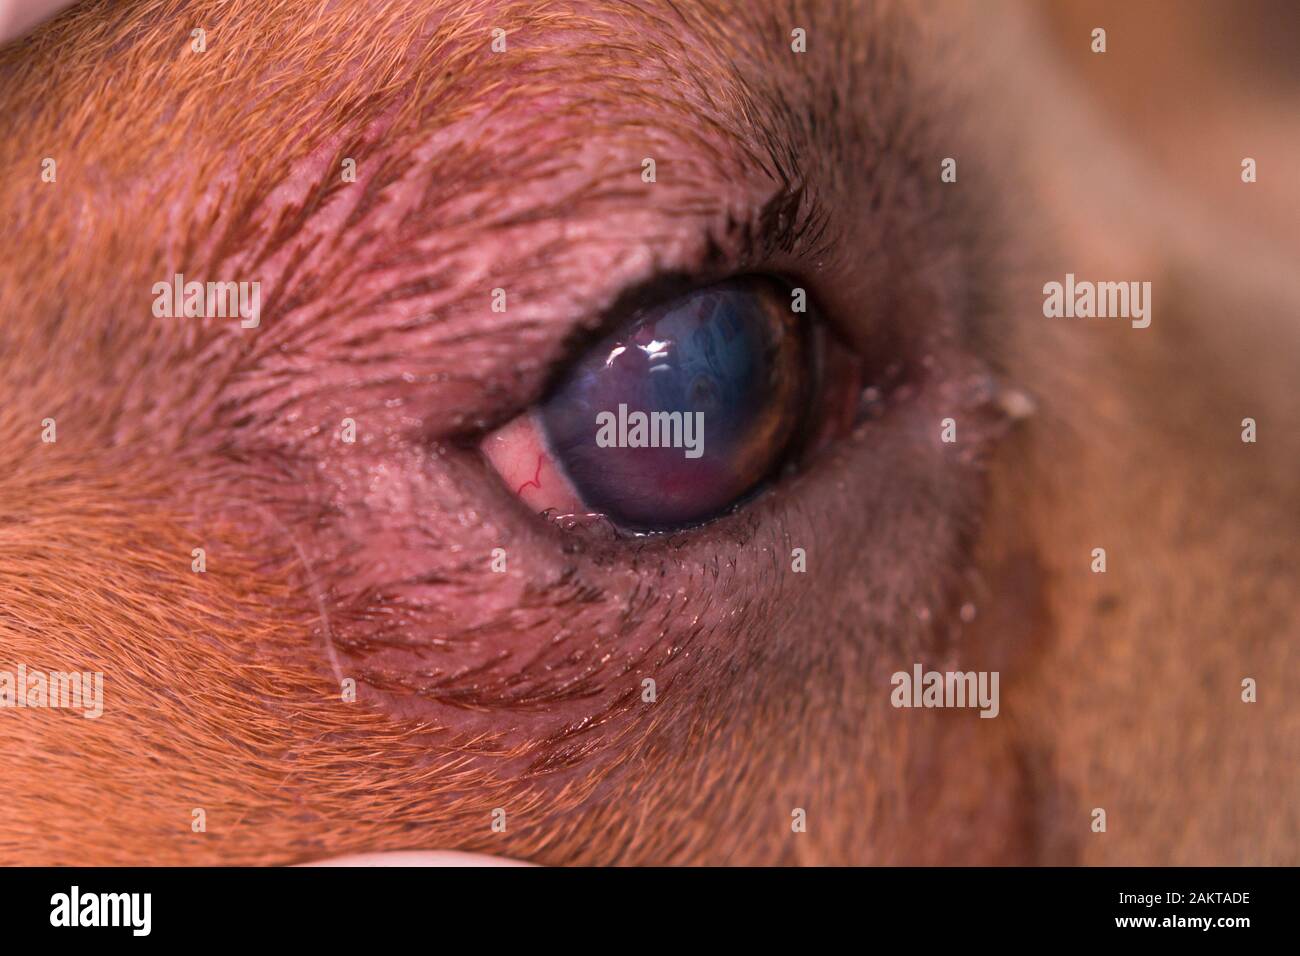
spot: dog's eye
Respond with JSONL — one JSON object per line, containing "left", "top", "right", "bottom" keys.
{"left": 483, "top": 276, "right": 824, "bottom": 532}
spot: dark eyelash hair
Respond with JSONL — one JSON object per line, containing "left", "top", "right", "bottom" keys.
{"left": 549, "top": 178, "right": 828, "bottom": 354}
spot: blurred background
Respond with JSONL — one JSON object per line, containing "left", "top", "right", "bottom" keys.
{"left": 1039, "top": 0, "right": 1300, "bottom": 251}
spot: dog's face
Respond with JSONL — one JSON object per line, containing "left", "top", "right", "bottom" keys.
{"left": 0, "top": 0, "right": 1295, "bottom": 865}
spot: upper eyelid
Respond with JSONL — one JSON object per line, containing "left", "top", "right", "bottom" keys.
{"left": 4, "top": 2, "right": 872, "bottom": 374}
{"left": 224, "top": 164, "right": 832, "bottom": 445}
{"left": 519, "top": 185, "right": 829, "bottom": 361}
{"left": 11, "top": 14, "right": 874, "bottom": 437}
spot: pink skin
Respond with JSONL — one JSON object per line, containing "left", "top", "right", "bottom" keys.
{"left": 482, "top": 411, "right": 584, "bottom": 517}
{"left": 0, "top": 0, "right": 77, "bottom": 45}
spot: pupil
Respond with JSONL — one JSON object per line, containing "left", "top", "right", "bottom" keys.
{"left": 539, "top": 276, "right": 808, "bottom": 531}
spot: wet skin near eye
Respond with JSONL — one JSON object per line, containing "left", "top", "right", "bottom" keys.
{"left": 1, "top": 0, "right": 1297, "bottom": 867}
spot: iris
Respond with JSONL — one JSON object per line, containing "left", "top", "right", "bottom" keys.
{"left": 539, "top": 276, "right": 810, "bottom": 530}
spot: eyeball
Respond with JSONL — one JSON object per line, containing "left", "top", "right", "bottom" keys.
{"left": 484, "top": 276, "right": 816, "bottom": 532}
